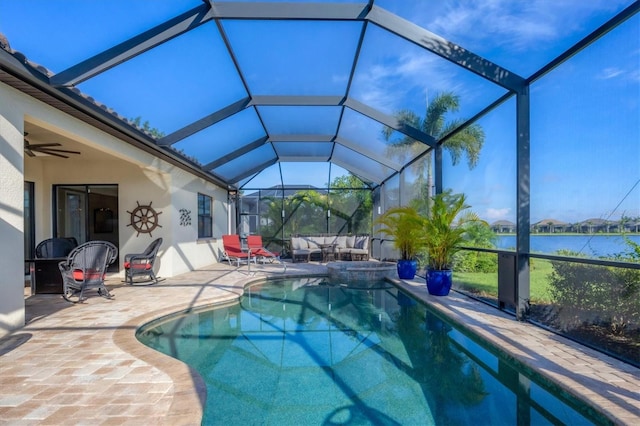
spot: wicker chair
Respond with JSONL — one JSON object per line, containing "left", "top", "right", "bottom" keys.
{"left": 58, "top": 241, "right": 118, "bottom": 303}
{"left": 35, "top": 237, "right": 78, "bottom": 258}
{"left": 124, "top": 238, "right": 163, "bottom": 285}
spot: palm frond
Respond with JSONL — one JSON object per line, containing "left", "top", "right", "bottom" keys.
{"left": 425, "top": 92, "right": 459, "bottom": 136}
{"left": 375, "top": 206, "right": 427, "bottom": 260}
{"left": 424, "top": 191, "right": 478, "bottom": 270}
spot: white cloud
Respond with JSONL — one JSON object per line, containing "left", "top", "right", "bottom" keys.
{"left": 352, "top": 50, "right": 467, "bottom": 113}
{"left": 421, "top": 0, "right": 629, "bottom": 51}
{"left": 485, "top": 207, "right": 512, "bottom": 221}
{"left": 597, "top": 67, "right": 625, "bottom": 79}
{"left": 331, "top": 72, "right": 349, "bottom": 84}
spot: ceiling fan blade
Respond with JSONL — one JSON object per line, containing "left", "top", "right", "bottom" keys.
{"left": 40, "top": 148, "right": 81, "bottom": 155}
{"left": 36, "top": 149, "right": 70, "bottom": 158}
{"left": 25, "top": 143, "right": 62, "bottom": 148}
{"left": 23, "top": 133, "right": 81, "bottom": 158}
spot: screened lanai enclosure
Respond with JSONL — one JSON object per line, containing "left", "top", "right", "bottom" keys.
{"left": 1, "top": 1, "right": 638, "bottom": 364}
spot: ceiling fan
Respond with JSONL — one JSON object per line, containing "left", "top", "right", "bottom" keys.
{"left": 24, "top": 132, "right": 81, "bottom": 158}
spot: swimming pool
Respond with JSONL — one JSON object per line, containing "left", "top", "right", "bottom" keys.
{"left": 137, "top": 277, "right": 609, "bottom": 425}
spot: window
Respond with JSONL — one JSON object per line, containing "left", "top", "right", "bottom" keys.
{"left": 198, "top": 193, "right": 213, "bottom": 238}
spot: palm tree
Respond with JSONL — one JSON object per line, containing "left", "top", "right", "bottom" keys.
{"left": 383, "top": 92, "right": 485, "bottom": 214}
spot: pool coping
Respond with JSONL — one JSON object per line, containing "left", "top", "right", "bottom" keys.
{"left": 389, "top": 277, "right": 640, "bottom": 425}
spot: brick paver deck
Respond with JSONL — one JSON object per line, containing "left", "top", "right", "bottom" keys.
{"left": 0, "top": 262, "right": 638, "bottom": 425}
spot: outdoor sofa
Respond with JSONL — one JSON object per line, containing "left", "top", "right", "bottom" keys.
{"left": 290, "top": 234, "right": 370, "bottom": 262}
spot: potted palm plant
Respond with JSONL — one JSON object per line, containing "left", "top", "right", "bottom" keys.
{"left": 423, "top": 191, "right": 482, "bottom": 295}
{"left": 375, "top": 206, "right": 426, "bottom": 279}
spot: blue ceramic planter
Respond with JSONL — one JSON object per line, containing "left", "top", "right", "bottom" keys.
{"left": 426, "top": 268, "right": 452, "bottom": 296}
{"left": 397, "top": 259, "right": 418, "bottom": 279}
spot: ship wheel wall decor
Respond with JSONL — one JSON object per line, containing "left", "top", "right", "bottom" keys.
{"left": 127, "top": 201, "right": 162, "bottom": 237}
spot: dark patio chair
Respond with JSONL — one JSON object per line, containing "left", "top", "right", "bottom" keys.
{"left": 35, "top": 237, "right": 78, "bottom": 258}
{"left": 124, "top": 237, "right": 163, "bottom": 285}
{"left": 58, "top": 241, "right": 118, "bottom": 303}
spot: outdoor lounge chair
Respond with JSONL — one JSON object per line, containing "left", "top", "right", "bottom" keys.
{"left": 247, "top": 235, "right": 279, "bottom": 262}
{"left": 58, "top": 240, "right": 118, "bottom": 303}
{"left": 124, "top": 237, "right": 162, "bottom": 285}
{"left": 221, "top": 234, "right": 253, "bottom": 267}
{"left": 247, "top": 235, "right": 287, "bottom": 271}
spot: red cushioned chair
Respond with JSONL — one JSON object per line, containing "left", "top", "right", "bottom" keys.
{"left": 247, "top": 235, "right": 286, "bottom": 271}
{"left": 221, "top": 234, "right": 252, "bottom": 267}
{"left": 124, "top": 238, "right": 162, "bottom": 285}
{"left": 58, "top": 241, "right": 118, "bottom": 303}
{"left": 247, "top": 235, "right": 280, "bottom": 263}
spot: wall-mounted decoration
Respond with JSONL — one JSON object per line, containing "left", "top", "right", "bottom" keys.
{"left": 179, "top": 208, "right": 191, "bottom": 227}
{"left": 94, "top": 208, "right": 114, "bottom": 233}
{"left": 127, "top": 201, "right": 162, "bottom": 237}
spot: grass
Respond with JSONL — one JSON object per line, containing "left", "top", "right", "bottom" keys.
{"left": 453, "top": 258, "right": 554, "bottom": 303}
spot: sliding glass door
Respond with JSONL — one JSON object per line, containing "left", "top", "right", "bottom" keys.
{"left": 54, "top": 184, "right": 119, "bottom": 270}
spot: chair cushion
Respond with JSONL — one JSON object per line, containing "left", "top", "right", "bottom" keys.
{"left": 124, "top": 261, "right": 152, "bottom": 270}
{"left": 324, "top": 235, "right": 337, "bottom": 245}
{"left": 334, "top": 236, "right": 347, "bottom": 249}
{"left": 355, "top": 236, "right": 369, "bottom": 249}
{"left": 72, "top": 269, "right": 105, "bottom": 281}
{"left": 307, "top": 237, "right": 324, "bottom": 249}
{"left": 348, "top": 248, "right": 368, "bottom": 255}
{"left": 291, "top": 237, "right": 307, "bottom": 250}
{"left": 345, "top": 235, "right": 356, "bottom": 248}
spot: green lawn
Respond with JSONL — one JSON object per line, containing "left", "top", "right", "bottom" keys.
{"left": 453, "top": 258, "right": 554, "bottom": 303}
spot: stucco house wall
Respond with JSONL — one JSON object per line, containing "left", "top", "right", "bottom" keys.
{"left": 0, "top": 80, "right": 231, "bottom": 337}
{"left": 0, "top": 82, "right": 26, "bottom": 337}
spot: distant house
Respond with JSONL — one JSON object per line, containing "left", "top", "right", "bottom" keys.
{"left": 625, "top": 220, "right": 640, "bottom": 233}
{"left": 607, "top": 221, "right": 621, "bottom": 233}
{"left": 576, "top": 218, "right": 609, "bottom": 233}
{"left": 491, "top": 220, "right": 516, "bottom": 233}
{"left": 532, "top": 219, "right": 570, "bottom": 233}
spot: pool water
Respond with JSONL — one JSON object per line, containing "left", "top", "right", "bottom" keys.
{"left": 137, "top": 277, "right": 609, "bottom": 425}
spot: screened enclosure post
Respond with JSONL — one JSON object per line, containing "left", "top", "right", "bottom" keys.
{"left": 399, "top": 168, "right": 404, "bottom": 206}
{"left": 372, "top": 187, "right": 381, "bottom": 260}
{"left": 434, "top": 145, "right": 443, "bottom": 195}
{"left": 281, "top": 195, "right": 285, "bottom": 256}
{"left": 230, "top": 191, "right": 240, "bottom": 235}
{"left": 516, "top": 86, "right": 531, "bottom": 321}
{"left": 327, "top": 189, "right": 331, "bottom": 234}
{"left": 257, "top": 190, "right": 262, "bottom": 236}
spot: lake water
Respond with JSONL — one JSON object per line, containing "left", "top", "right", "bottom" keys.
{"left": 495, "top": 234, "right": 640, "bottom": 258}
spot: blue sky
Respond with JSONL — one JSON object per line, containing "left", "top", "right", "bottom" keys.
{"left": 1, "top": 0, "right": 638, "bottom": 224}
